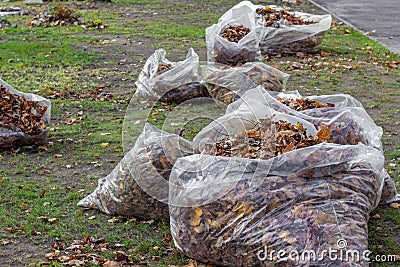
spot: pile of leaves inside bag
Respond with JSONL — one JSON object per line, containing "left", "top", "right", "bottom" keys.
{"left": 0, "top": 78, "right": 51, "bottom": 149}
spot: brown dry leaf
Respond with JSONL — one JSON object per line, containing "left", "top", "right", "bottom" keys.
{"left": 316, "top": 124, "right": 331, "bottom": 141}
{"left": 371, "top": 214, "right": 381, "bottom": 220}
{"left": 53, "top": 154, "right": 63, "bottom": 158}
{"left": 114, "top": 251, "right": 129, "bottom": 262}
{"left": 88, "top": 215, "right": 96, "bottom": 220}
{"left": 45, "top": 251, "right": 60, "bottom": 260}
{"left": 190, "top": 216, "right": 201, "bottom": 227}
{"left": 0, "top": 178, "right": 6, "bottom": 184}
{"left": 107, "top": 217, "right": 120, "bottom": 223}
{"left": 103, "top": 260, "right": 122, "bottom": 267}
{"left": 179, "top": 259, "right": 199, "bottom": 267}
{"left": 20, "top": 203, "right": 28, "bottom": 209}
{"left": 390, "top": 203, "right": 400, "bottom": 210}
{"left": 48, "top": 218, "right": 59, "bottom": 223}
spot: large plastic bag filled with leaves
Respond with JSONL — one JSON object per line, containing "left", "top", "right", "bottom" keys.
{"left": 206, "top": 10, "right": 261, "bottom": 67}
{"left": 170, "top": 110, "right": 385, "bottom": 266}
{"left": 225, "top": 87, "right": 399, "bottom": 204}
{"left": 78, "top": 123, "right": 194, "bottom": 220}
{"left": 219, "top": 1, "right": 332, "bottom": 55}
{"left": 256, "top": 5, "right": 332, "bottom": 55}
{"left": 226, "top": 87, "right": 382, "bottom": 149}
{"left": 0, "top": 78, "right": 51, "bottom": 149}
{"left": 134, "top": 48, "right": 209, "bottom": 103}
{"left": 201, "top": 62, "right": 289, "bottom": 104}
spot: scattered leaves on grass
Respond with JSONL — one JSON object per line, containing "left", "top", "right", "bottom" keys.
{"left": 37, "top": 216, "right": 59, "bottom": 223}
{"left": 45, "top": 235, "right": 136, "bottom": 266}
{"left": 44, "top": 87, "right": 112, "bottom": 101}
{"left": 382, "top": 60, "right": 400, "bottom": 69}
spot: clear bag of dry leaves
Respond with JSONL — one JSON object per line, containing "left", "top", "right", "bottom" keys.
{"left": 201, "top": 62, "right": 289, "bottom": 104}
{"left": 78, "top": 123, "right": 194, "bottom": 220}
{"left": 225, "top": 87, "right": 400, "bottom": 204}
{"left": 226, "top": 87, "right": 382, "bottom": 149}
{"left": 170, "top": 108, "right": 385, "bottom": 266}
{"left": 206, "top": 10, "right": 261, "bottom": 66}
{"left": 219, "top": 1, "right": 332, "bottom": 55}
{"left": 0, "top": 78, "right": 51, "bottom": 149}
{"left": 134, "top": 48, "right": 209, "bottom": 103}
{"left": 256, "top": 5, "right": 332, "bottom": 55}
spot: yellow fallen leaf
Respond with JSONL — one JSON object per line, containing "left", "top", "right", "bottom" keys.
{"left": 190, "top": 216, "right": 201, "bottom": 227}
{"left": 100, "top": 143, "right": 109, "bottom": 147}
{"left": 193, "top": 206, "right": 202, "bottom": 217}
{"left": 316, "top": 124, "right": 331, "bottom": 141}
{"left": 53, "top": 154, "right": 62, "bottom": 158}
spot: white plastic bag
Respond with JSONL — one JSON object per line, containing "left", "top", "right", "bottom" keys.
{"left": 206, "top": 11, "right": 261, "bottom": 66}
{"left": 78, "top": 123, "right": 193, "bottom": 220}
{"left": 134, "top": 48, "right": 208, "bottom": 103}
{"left": 0, "top": 78, "right": 51, "bottom": 149}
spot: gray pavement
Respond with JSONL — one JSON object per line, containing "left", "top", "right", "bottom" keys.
{"left": 309, "top": 0, "right": 400, "bottom": 55}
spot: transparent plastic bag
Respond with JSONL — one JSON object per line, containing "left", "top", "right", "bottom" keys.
{"left": 206, "top": 10, "right": 261, "bottom": 66}
{"left": 0, "top": 78, "right": 51, "bottom": 149}
{"left": 170, "top": 144, "right": 384, "bottom": 266}
{"left": 219, "top": 1, "right": 332, "bottom": 55}
{"left": 201, "top": 62, "right": 289, "bottom": 104}
{"left": 256, "top": 5, "right": 332, "bottom": 54}
{"left": 225, "top": 87, "right": 399, "bottom": 204}
{"left": 134, "top": 48, "right": 209, "bottom": 103}
{"left": 226, "top": 87, "right": 382, "bottom": 149}
{"left": 78, "top": 123, "right": 193, "bottom": 220}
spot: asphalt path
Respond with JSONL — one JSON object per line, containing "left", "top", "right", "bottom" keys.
{"left": 309, "top": 0, "right": 400, "bottom": 55}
